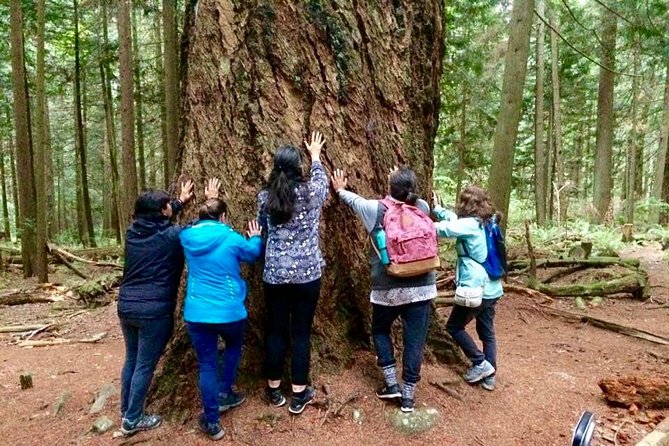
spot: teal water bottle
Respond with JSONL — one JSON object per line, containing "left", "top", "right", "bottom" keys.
{"left": 375, "top": 229, "right": 390, "bottom": 265}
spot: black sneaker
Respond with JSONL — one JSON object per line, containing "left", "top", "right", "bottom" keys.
{"left": 120, "top": 414, "right": 162, "bottom": 436}
{"left": 288, "top": 387, "right": 315, "bottom": 415}
{"left": 198, "top": 415, "right": 225, "bottom": 441}
{"left": 265, "top": 386, "right": 286, "bottom": 407}
{"left": 400, "top": 398, "right": 415, "bottom": 413}
{"left": 218, "top": 391, "right": 246, "bottom": 413}
{"left": 375, "top": 384, "right": 401, "bottom": 400}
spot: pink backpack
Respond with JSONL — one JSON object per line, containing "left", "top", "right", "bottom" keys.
{"left": 379, "top": 197, "right": 440, "bottom": 277}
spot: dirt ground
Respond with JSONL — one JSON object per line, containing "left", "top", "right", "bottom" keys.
{"left": 0, "top": 245, "right": 668, "bottom": 446}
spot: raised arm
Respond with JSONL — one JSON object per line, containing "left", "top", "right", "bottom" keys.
{"left": 233, "top": 221, "right": 263, "bottom": 263}
{"left": 305, "top": 131, "right": 329, "bottom": 206}
{"left": 433, "top": 205, "right": 480, "bottom": 239}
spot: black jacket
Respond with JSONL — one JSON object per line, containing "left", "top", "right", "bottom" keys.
{"left": 118, "top": 200, "right": 184, "bottom": 319}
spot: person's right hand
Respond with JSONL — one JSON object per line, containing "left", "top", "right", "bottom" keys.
{"left": 247, "top": 220, "right": 262, "bottom": 238}
{"left": 332, "top": 169, "right": 348, "bottom": 192}
{"left": 304, "top": 131, "right": 325, "bottom": 162}
{"left": 205, "top": 178, "right": 221, "bottom": 200}
{"left": 432, "top": 191, "right": 443, "bottom": 209}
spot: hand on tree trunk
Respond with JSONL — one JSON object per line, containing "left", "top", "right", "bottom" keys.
{"left": 204, "top": 178, "right": 221, "bottom": 200}
{"left": 304, "top": 131, "right": 325, "bottom": 162}
{"left": 332, "top": 169, "right": 348, "bottom": 192}
{"left": 179, "top": 179, "right": 195, "bottom": 204}
{"left": 247, "top": 220, "right": 261, "bottom": 238}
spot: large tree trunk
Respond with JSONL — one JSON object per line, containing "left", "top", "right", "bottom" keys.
{"left": 487, "top": 0, "right": 535, "bottom": 228}
{"left": 163, "top": 0, "right": 178, "bottom": 187}
{"left": 8, "top": 124, "right": 20, "bottom": 236}
{"left": 33, "top": 0, "right": 48, "bottom": 282}
{"left": 73, "top": 0, "right": 96, "bottom": 247}
{"left": 549, "top": 10, "right": 566, "bottom": 224}
{"left": 10, "top": 0, "right": 37, "bottom": 276}
{"left": 534, "top": 0, "right": 547, "bottom": 226}
{"left": 45, "top": 97, "right": 55, "bottom": 238}
{"left": 153, "top": 6, "right": 167, "bottom": 188}
{"left": 650, "top": 62, "right": 669, "bottom": 225}
{"left": 151, "top": 0, "right": 460, "bottom": 414}
{"left": 132, "top": 7, "right": 147, "bottom": 191}
{"left": 625, "top": 43, "right": 640, "bottom": 224}
{"left": 118, "top": 0, "right": 138, "bottom": 227}
{"left": 592, "top": 8, "right": 617, "bottom": 223}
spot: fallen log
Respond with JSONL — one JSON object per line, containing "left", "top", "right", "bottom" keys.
{"left": 48, "top": 244, "right": 122, "bottom": 270}
{"left": 19, "top": 331, "right": 107, "bottom": 348}
{"left": 536, "top": 305, "right": 669, "bottom": 345}
{"left": 73, "top": 272, "right": 122, "bottom": 303}
{"left": 529, "top": 273, "right": 649, "bottom": 300}
{"left": 50, "top": 249, "right": 88, "bottom": 279}
{"left": 503, "top": 284, "right": 554, "bottom": 303}
{"left": 0, "top": 323, "right": 53, "bottom": 334}
{"left": 0, "top": 289, "right": 65, "bottom": 306}
{"left": 598, "top": 375, "right": 669, "bottom": 409}
{"left": 70, "top": 246, "right": 122, "bottom": 259}
{"left": 508, "top": 257, "right": 640, "bottom": 271}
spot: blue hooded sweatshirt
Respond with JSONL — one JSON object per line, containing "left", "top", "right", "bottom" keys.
{"left": 180, "top": 220, "right": 263, "bottom": 324}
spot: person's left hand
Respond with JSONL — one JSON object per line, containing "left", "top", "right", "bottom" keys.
{"left": 179, "top": 180, "right": 195, "bottom": 204}
{"left": 331, "top": 169, "right": 348, "bottom": 192}
{"left": 247, "top": 220, "right": 262, "bottom": 238}
{"left": 205, "top": 178, "right": 221, "bottom": 200}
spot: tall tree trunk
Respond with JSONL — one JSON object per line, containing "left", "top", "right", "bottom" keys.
{"left": 150, "top": 0, "right": 459, "bottom": 413}
{"left": 549, "top": 11, "right": 566, "bottom": 224}
{"left": 133, "top": 7, "right": 147, "bottom": 191}
{"left": 45, "top": 98, "right": 55, "bottom": 238}
{"left": 74, "top": 0, "right": 96, "bottom": 247}
{"left": 487, "top": 0, "right": 535, "bottom": 228}
{"left": 650, "top": 63, "right": 669, "bottom": 225}
{"left": 534, "top": 0, "right": 547, "bottom": 226}
{"left": 547, "top": 101, "right": 555, "bottom": 221}
{"left": 100, "top": 0, "right": 122, "bottom": 242}
{"left": 636, "top": 100, "right": 649, "bottom": 199}
{"left": 625, "top": 44, "right": 640, "bottom": 224}
{"left": 33, "top": 0, "right": 48, "bottom": 282}
{"left": 592, "top": 8, "right": 617, "bottom": 223}
{"left": 163, "top": 0, "right": 178, "bottom": 187}
{"left": 118, "top": 0, "right": 139, "bottom": 227}
{"left": 10, "top": 0, "right": 37, "bottom": 276}
{"left": 8, "top": 127, "right": 20, "bottom": 235}
{"left": 153, "top": 6, "right": 166, "bottom": 188}
{"left": 456, "top": 83, "right": 466, "bottom": 199}
{"left": 0, "top": 140, "right": 11, "bottom": 239}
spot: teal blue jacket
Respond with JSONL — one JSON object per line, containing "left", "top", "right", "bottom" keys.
{"left": 433, "top": 206, "right": 503, "bottom": 300}
{"left": 180, "top": 220, "right": 263, "bottom": 323}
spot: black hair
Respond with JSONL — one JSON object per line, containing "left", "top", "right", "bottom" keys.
{"left": 264, "top": 145, "right": 305, "bottom": 225}
{"left": 389, "top": 166, "right": 419, "bottom": 205}
{"left": 134, "top": 189, "right": 171, "bottom": 219}
{"left": 198, "top": 199, "right": 228, "bottom": 221}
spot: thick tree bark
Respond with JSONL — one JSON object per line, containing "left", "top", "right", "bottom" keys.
{"left": 163, "top": 0, "right": 178, "bottom": 187}
{"left": 133, "top": 7, "right": 147, "bottom": 191}
{"left": 33, "top": 0, "right": 48, "bottom": 282}
{"left": 153, "top": 6, "right": 166, "bottom": 188}
{"left": 592, "top": 8, "right": 617, "bottom": 223}
{"left": 45, "top": 97, "right": 55, "bottom": 238}
{"left": 0, "top": 140, "right": 11, "bottom": 239}
{"left": 487, "top": 0, "right": 535, "bottom": 229}
{"left": 534, "top": 0, "right": 547, "bottom": 226}
{"left": 118, "top": 0, "right": 139, "bottom": 227}
{"left": 8, "top": 128, "right": 20, "bottom": 235}
{"left": 549, "top": 10, "right": 566, "bottom": 224}
{"left": 650, "top": 63, "right": 669, "bottom": 224}
{"left": 73, "top": 0, "right": 96, "bottom": 247}
{"left": 10, "top": 0, "right": 37, "bottom": 276}
{"left": 625, "top": 44, "right": 640, "bottom": 224}
{"left": 151, "top": 0, "right": 458, "bottom": 414}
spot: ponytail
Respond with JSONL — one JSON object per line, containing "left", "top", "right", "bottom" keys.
{"left": 264, "top": 145, "right": 305, "bottom": 225}
{"left": 389, "top": 166, "right": 420, "bottom": 205}
{"left": 405, "top": 192, "right": 419, "bottom": 206}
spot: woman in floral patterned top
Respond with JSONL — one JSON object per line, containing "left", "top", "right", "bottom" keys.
{"left": 257, "top": 131, "right": 328, "bottom": 415}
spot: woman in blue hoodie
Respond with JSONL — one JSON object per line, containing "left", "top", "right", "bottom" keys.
{"left": 180, "top": 180, "right": 263, "bottom": 441}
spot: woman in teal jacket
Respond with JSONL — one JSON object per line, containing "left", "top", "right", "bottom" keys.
{"left": 433, "top": 186, "right": 503, "bottom": 391}
{"left": 180, "top": 180, "right": 263, "bottom": 441}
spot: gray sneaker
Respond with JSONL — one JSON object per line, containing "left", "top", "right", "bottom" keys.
{"left": 481, "top": 375, "right": 496, "bottom": 391}
{"left": 218, "top": 391, "right": 246, "bottom": 413}
{"left": 464, "top": 360, "right": 495, "bottom": 383}
{"left": 120, "top": 414, "right": 162, "bottom": 436}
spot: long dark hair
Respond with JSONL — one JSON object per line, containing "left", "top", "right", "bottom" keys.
{"left": 134, "top": 189, "right": 170, "bottom": 219}
{"left": 456, "top": 185, "right": 497, "bottom": 223}
{"left": 389, "top": 166, "right": 419, "bottom": 205}
{"left": 265, "top": 145, "right": 305, "bottom": 225}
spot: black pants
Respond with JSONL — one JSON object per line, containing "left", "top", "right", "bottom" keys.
{"left": 263, "top": 279, "right": 321, "bottom": 385}
{"left": 446, "top": 298, "right": 499, "bottom": 368}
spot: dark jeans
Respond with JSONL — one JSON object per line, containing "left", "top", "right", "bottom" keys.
{"left": 120, "top": 316, "right": 173, "bottom": 422}
{"left": 187, "top": 319, "right": 246, "bottom": 424}
{"left": 371, "top": 299, "right": 431, "bottom": 385}
{"left": 263, "top": 279, "right": 321, "bottom": 385}
{"left": 446, "top": 298, "right": 499, "bottom": 368}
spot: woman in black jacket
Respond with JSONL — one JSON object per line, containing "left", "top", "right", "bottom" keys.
{"left": 117, "top": 180, "right": 203, "bottom": 436}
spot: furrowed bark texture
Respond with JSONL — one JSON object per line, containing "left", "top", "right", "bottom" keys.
{"left": 151, "top": 0, "right": 456, "bottom": 415}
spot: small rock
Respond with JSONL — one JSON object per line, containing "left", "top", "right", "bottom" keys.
{"left": 90, "top": 383, "right": 117, "bottom": 414}
{"left": 54, "top": 391, "right": 72, "bottom": 416}
{"left": 352, "top": 408, "right": 363, "bottom": 424}
{"left": 550, "top": 371, "right": 576, "bottom": 383}
{"left": 92, "top": 416, "right": 114, "bottom": 434}
{"left": 388, "top": 407, "right": 439, "bottom": 434}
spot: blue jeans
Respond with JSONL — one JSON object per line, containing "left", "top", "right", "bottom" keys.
{"left": 187, "top": 319, "right": 246, "bottom": 424}
{"left": 446, "top": 298, "right": 499, "bottom": 368}
{"left": 120, "top": 316, "right": 173, "bottom": 422}
{"left": 371, "top": 299, "right": 431, "bottom": 384}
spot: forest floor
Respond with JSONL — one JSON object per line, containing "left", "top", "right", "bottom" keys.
{"left": 0, "top": 245, "right": 668, "bottom": 446}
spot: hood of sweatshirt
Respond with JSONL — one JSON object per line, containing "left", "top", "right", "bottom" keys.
{"left": 180, "top": 220, "right": 231, "bottom": 256}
